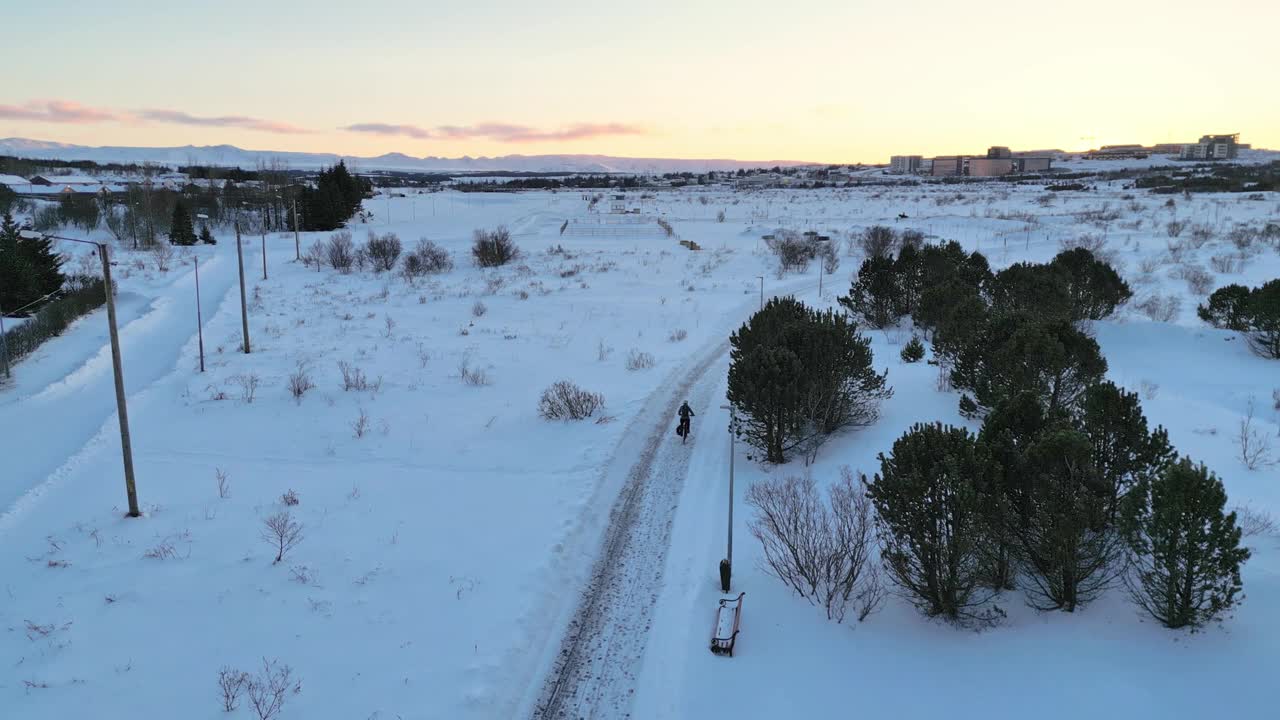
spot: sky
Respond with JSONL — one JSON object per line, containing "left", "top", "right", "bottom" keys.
{"left": 2, "top": 0, "right": 1277, "bottom": 164}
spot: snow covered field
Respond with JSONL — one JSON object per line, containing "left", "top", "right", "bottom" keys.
{"left": 2, "top": 181, "right": 1278, "bottom": 719}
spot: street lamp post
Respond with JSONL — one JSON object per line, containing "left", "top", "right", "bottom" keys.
{"left": 755, "top": 275, "right": 764, "bottom": 310}
{"left": 0, "top": 311, "right": 10, "bottom": 380}
{"left": 21, "top": 231, "right": 140, "bottom": 517}
{"left": 719, "top": 403, "right": 737, "bottom": 592}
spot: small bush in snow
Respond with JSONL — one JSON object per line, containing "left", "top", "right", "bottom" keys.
{"left": 472, "top": 226, "right": 519, "bottom": 267}
{"left": 217, "top": 666, "right": 251, "bottom": 712}
{"left": 668, "top": 328, "right": 688, "bottom": 343}
{"left": 748, "top": 468, "right": 884, "bottom": 623}
{"left": 364, "top": 231, "right": 402, "bottom": 272}
{"left": 287, "top": 363, "right": 314, "bottom": 403}
{"left": 303, "top": 241, "right": 326, "bottom": 271}
{"left": 231, "top": 374, "right": 261, "bottom": 403}
{"left": 262, "top": 511, "right": 303, "bottom": 564}
{"left": 471, "top": 300, "right": 487, "bottom": 318}
{"left": 325, "top": 231, "right": 355, "bottom": 273}
{"left": 538, "top": 381, "right": 606, "bottom": 421}
{"left": 625, "top": 349, "right": 656, "bottom": 371}
{"left": 1134, "top": 294, "right": 1181, "bottom": 322}
{"left": 1166, "top": 220, "right": 1185, "bottom": 238}
{"left": 280, "top": 489, "right": 299, "bottom": 507}
{"left": 245, "top": 658, "right": 298, "bottom": 720}
{"left": 402, "top": 238, "right": 453, "bottom": 277}
{"left": 337, "top": 361, "right": 379, "bottom": 392}
{"left": 216, "top": 468, "right": 231, "bottom": 499}
{"left": 458, "top": 359, "right": 491, "bottom": 386}
{"left": 352, "top": 408, "right": 370, "bottom": 438}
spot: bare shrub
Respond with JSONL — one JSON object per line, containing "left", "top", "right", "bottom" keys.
{"left": 302, "top": 241, "right": 326, "bottom": 271}
{"left": 287, "top": 363, "right": 314, "bottom": 403}
{"left": 218, "top": 666, "right": 251, "bottom": 712}
{"left": 472, "top": 226, "right": 519, "bottom": 267}
{"left": 859, "top": 226, "right": 897, "bottom": 258}
{"left": 262, "top": 511, "right": 303, "bottom": 564}
{"left": 1209, "top": 253, "right": 1243, "bottom": 274}
{"left": 325, "top": 231, "right": 355, "bottom": 273}
{"left": 625, "top": 348, "right": 656, "bottom": 371}
{"left": 1176, "top": 264, "right": 1214, "bottom": 295}
{"left": 352, "top": 408, "right": 370, "bottom": 438}
{"left": 337, "top": 361, "right": 377, "bottom": 392}
{"left": 231, "top": 374, "right": 261, "bottom": 403}
{"left": 402, "top": 238, "right": 453, "bottom": 277}
{"left": 538, "top": 381, "right": 606, "bottom": 420}
{"left": 716, "top": 209, "right": 726, "bottom": 223}
{"left": 1134, "top": 294, "right": 1181, "bottom": 322}
{"left": 747, "top": 469, "right": 883, "bottom": 622}
{"left": 766, "top": 231, "right": 817, "bottom": 273}
{"left": 1166, "top": 220, "right": 1185, "bottom": 238}
{"left": 364, "top": 231, "right": 402, "bottom": 272}
{"left": 458, "top": 359, "right": 491, "bottom": 386}
{"left": 280, "top": 489, "right": 299, "bottom": 506}
{"left": 245, "top": 658, "right": 297, "bottom": 720}
{"left": 596, "top": 339, "right": 613, "bottom": 362}
{"left": 1233, "top": 504, "right": 1277, "bottom": 538}
{"left": 1238, "top": 398, "right": 1276, "bottom": 470}
{"left": 216, "top": 468, "right": 231, "bottom": 499}
{"left": 143, "top": 540, "right": 178, "bottom": 560}
{"left": 1061, "top": 233, "right": 1108, "bottom": 255}
{"left": 1189, "top": 224, "right": 1215, "bottom": 248}
{"left": 471, "top": 300, "right": 487, "bottom": 318}
{"left": 668, "top": 328, "right": 688, "bottom": 342}
{"left": 152, "top": 241, "right": 175, "bottom": 272}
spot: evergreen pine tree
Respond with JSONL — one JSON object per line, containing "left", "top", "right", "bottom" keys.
{"left": 1049, "top": 247, "right": 1132, "bottom": 321}
{"left": 1196, "top": 283, "right": 1251, "bottom": 331}
{"left": 168, "top": 199, "right": 197, "bottom": 246}
{"left": 199, "top": 224, "right": 216, "bottom": 245}
{"left": 839, "top": 254, "right": 900, "bottom": 328}
{"left": 1121, "top": 458, "right": 1249, "bottom": 629}
{"left": 899, "top": 336, "right": 925, "bottom": 363}
{"left": 1076, "top": 381, "right": 1175, "bottom": 523}
{"left": 1015, "top": 429, "right": 1122, "bottom": 612}
{"left": 1242, "top": 280, "right": 1280, "bottom": 359}
{"left": 866, "top": 423, "right": 999, "bottom": 623}
{"left": 991, "top": 262, "right": 1073, "bottom": 321}
{"left": 0, "top": 214, "right": 64, "bottom": 310}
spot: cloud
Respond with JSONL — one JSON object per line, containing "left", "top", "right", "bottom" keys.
{"left": 0, "top": 100, "right": 121, "bottom": 124}
{"left": 137, "top": 109, "right": 312, "bottom": 134}
{"left": 343, "top": 122, "right": 432, "bottom": 139}
{"left": 343, "top": 121, "right": 645, "bottom": 143}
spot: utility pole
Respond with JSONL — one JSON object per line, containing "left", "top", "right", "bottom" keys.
{"left": 755, "top": 275, "right": 764, "bottom": 310}
{"left": 21, "top": 232, "right": 140, "bottom": 515}
{"left": 292, "top": 198, "right": 300, "bottom": 261}
{"left": 99, "top": 244, "right": 141, "bottom": 517}
{"left": 194, "top": 256, "right": 205, "bottom": 373}
{"left": 235, "top": 221, "right": 251, "bottom": 353}
{"left": 719, "top": 403, "right": 736, "bottom": 592}
{"left": 261, "top": 231, "right": 268, "bottom": 281}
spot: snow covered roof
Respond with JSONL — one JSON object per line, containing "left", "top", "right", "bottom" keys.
{"left": 0, "top": 174, "right": 29, "bottom": 185}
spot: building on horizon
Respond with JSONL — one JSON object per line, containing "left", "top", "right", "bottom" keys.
{"left": 1180, "top": 134, "right": 1240, "bottom": 160}
{"left": 987, "top": 146, "right": 1013, "bottom": 159}
{"left": 888, "top": 155, "right": 923, "bottom": 174}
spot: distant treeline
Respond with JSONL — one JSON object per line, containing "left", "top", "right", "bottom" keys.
{"left": 0, "top": 155, "right": 155, "bottom": 177}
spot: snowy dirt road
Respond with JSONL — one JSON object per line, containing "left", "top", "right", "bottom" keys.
{"left": 529, "top": 281, "right": 816, "bottom": 720}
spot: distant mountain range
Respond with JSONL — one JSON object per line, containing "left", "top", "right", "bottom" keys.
{"left": 0, "top": 138, "right": 812, "bottom": 174}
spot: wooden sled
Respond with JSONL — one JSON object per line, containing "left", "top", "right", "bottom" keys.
{"left": 710, "top": 592, "right": 745, "bottom": 657}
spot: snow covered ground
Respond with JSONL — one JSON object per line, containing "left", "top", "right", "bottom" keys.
{"left": 2, "top": 182, "right": 1278, "bottom": 718}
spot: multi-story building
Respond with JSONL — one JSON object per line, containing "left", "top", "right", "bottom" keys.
{"left": 1180, "top": 134, "right": 1240, "bottom": 160}
{"left": 968, "top": 157, "right": 1013, "bottom": 177}
{"left": 889, "top": 155, "right": 923, "bottom": 174}
{"left": 930, "top": 156, "right": 966, "bottom": 176}
{"left": 987, "top": 146, "right": 1013, "bottom": 159}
